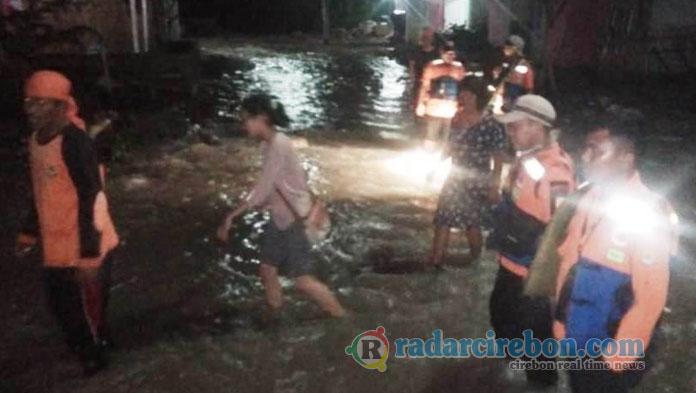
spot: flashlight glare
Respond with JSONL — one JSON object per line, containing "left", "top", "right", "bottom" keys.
{"left": 515, "top": 65, "right": 529, "bottom": 74}
{"left": 605, "top": 196, "right": 658, "bottom": 234}
{"left": 384, "top": 148, "right": 452, "bottom": 190}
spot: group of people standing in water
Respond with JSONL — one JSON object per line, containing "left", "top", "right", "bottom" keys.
{"left": 14, "top": 28, "right": 677, "bottom": 393}
{"left": 410, "top": 26, "right": 677, "bottom": 393}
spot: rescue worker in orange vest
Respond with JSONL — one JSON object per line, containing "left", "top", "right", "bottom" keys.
{"left": 549, "top": 114, "right": 676, "bottom": 393}
{"left": 493, "top": 35, "right": 534, "bottom": 113}
{"left": 416, "top": 41, "right": 466, "bottom": 151}
{"left": 14, "top": 71, "right": 119, "bottom": 377}
{"left": 489, "top": 95, "right": 575, "bottom": 387}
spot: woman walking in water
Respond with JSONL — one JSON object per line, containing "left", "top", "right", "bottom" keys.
{"left": 217, "top": 94, "right": 346, "bottom": 318}
{"left": 428, "top": 77, "right": 509, "bottom": 269}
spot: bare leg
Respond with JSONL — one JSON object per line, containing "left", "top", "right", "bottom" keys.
{"left": 466, "top": 227, "right": 483, "bottom": 260}
{"left": 429, "top": 226, "right": 450, "bottom": 268}
{"left": 294, "top": 275, "right": 346, "bottom": 318}
{"left": 259, "top": 263, "right": 283, "bottom": 311}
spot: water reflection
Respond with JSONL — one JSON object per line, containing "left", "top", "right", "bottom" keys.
{"left": 203, "top": 45, "right": 411, "bottom": 133}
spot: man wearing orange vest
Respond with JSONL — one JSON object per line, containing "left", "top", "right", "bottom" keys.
{"left": 416, "top": 41, "right": 466, "bottom": 151}
{"left": 15, "top": 71, "right": 119, "bottom": 377}
{"left": 549, "top": 114, "right": 675, "bottom": 392}
{"left": 489, "top": 95, "right": 575, "bottom": 387}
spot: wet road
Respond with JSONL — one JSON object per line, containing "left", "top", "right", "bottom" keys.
{"left": 1, "top": 41, "right": 696, "bottom": 392}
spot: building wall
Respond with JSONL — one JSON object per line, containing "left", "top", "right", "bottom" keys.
{"left": 445, "top": 0, "right": 470, "bottom": 28}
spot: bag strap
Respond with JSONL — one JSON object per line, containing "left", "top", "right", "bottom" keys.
{"left": 275, "top": 184, "right": 314, "bottom": 220}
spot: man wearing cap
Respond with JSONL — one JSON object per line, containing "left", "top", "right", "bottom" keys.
{"left": 416, "top": 41, "right": 466, "bottom": 151}
{"left": 489, "top": 94, "right": 575, "bottom": 387}
{"left": 493, "top": 35, "right": 535, "bottom": 112}
{"left": 15, "top": 70, "right": 119, "bottom": 376}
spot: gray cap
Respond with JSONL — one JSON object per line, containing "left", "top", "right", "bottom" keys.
{"left": 506, "top": 35, "right": 525, "bottom": 51}
{"left": 496, "top": 94, "right": 556, "bottom": 127}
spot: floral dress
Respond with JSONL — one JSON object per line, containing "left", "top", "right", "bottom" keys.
{"left": 434, "top": 114, "right": 507, "bottom": 229}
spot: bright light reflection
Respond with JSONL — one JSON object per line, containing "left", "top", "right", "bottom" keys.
{"left": 383, "top": 148, "right": 452, "bottom": 190}
{"left": 605, "top": 196, "right": 658, "bottom": 234}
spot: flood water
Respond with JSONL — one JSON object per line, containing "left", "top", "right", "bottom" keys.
{"left": 1, "top": 41, "right": 696, "bottom": 393}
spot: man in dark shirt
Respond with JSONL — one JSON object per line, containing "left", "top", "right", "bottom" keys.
{"left": 408, "top": 26, "right": 439, "bottom": 104}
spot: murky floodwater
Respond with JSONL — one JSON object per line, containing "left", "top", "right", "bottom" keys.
{"left": 2, "top": 41, "right": 695, "bottom": 392}
{"left": 199, "top": 42, "right": 696, "bottom": 393}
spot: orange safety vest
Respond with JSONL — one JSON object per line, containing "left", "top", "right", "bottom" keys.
{"left": 504, "top": 58, "right": 534, "bottom": 92}
{"left": 553, "top": 173, "right": 674, "bottom": 366}
{"left": 419, "top": 60, "right": 466, "bottom": 119}
{"left": 29, "top": 131, "right": 119, "bottom": 268}
{"left": 497, "top": 142, "right": 575, "bottom": 277}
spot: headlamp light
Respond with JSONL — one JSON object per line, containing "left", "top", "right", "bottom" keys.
{"left": 514, "top": 65, "right": 529, "bottom": 74}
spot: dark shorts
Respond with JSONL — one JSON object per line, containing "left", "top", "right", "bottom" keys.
{"left": 260, "top": 220, "right": 312, "bottom": 278}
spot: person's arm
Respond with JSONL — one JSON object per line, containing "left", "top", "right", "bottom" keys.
{"left": 217, "top": 139, "right": 285, "bottom": 242}
{"left": 524, "top": 63, "right": 535, "bottom": 92}
{"left": 408, "top": 59, "right": 416, "bottom": 81}
{"left": 538, "top": 162, "right": 574, "bottom": 223}
{"left": 457, "top": 64, "right": 466, "bottom": 81}
{"left": 15, "top": 195, "right": 39, "bottom": 256}
{"left": 489, "top": 153, "right": 505, "bottom": 203}
{"left": 603, "top": 212, "right": 671, "bottom": 370}
{"left": 417, "top": 65, "right": 432, "bottom": 116}
{"left": 488, "top": 122, "right": 510, "bottom": 203}
{"left": 62, "top": 127, "right": 102, "bottom": 258}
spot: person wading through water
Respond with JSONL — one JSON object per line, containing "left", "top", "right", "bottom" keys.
{"left": 416, "top": 41, "right": 466, "bottom": 151}
{"left": 217, "top": 94, "right": 346, "bottom": 320}
{"left": 15, "top": 70, "right": 119, "bottom": 377}
{"left": 492, "top": 35, "right": 535, "bottom": 113}
{"left": 408, "top": 26, "right": 439, "bottom": 106}
{"left": 527, "top": 113, "right": 677, "bottom": 393}
{"left": 489, "top": 95, "right": 575, "bottom": 387}
{"left": 428, "top": 76, "right": 508, "bottom": 269}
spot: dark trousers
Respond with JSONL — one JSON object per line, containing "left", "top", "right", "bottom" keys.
{"left": 569, "top": 362, "right": 648, "bottom": 393}
{"left": 568, "top": 340, "right": 654, "bottom": 393}
{"left": 43, "top": 252, "right": 113, "bottom": 364}
{"left": 489, "top": 266, "right": 558, "bottom": 386}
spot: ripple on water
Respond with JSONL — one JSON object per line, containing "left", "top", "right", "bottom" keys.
{"left": 204, "top": 46, "right": 411, "bottom": 134}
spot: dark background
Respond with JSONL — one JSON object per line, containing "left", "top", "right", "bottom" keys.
{"left": 178, "top": 0, "right": 394, "bottom": 35}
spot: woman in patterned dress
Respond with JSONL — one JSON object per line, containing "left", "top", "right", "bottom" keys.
{"left": 428, "top": 76, "right": 509, "bottom": 268}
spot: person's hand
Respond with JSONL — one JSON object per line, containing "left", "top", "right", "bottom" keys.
{"left": 216, "top": 214, "right": 233, "bottom": 243}
{"left": 14, "top": 235, "right": 36, "bottom": 257}
{"left": 416, "top": 103, "right": 426, "bottom": 117}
